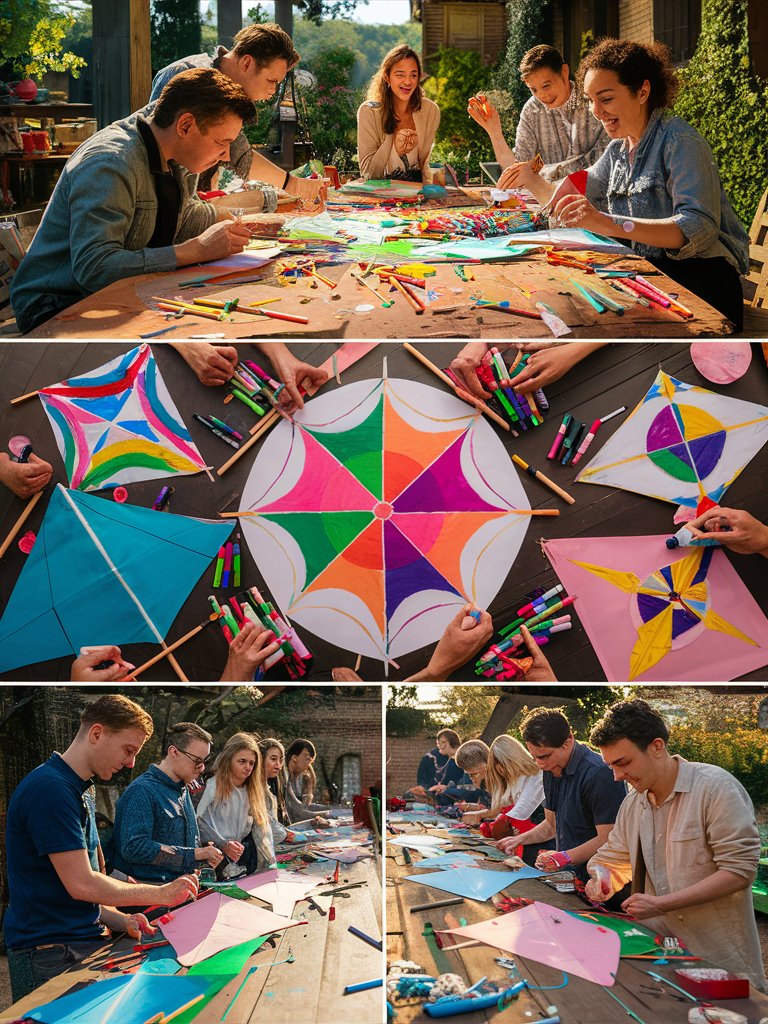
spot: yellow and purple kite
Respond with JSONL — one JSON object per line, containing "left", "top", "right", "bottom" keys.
{"left": 38, "top": 344, "right": 207, "bottom": 491}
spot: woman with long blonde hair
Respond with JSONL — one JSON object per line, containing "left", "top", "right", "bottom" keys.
{"left": 357, "top": 44, "right": 440, "bottom": 182}
{"left": 484, "top": 734, "right": 551, "bottom": 864}
{"left": 196, "top": 732, "right": 274, "bottom": 876}
{"left": 258, "top": 737, "right": 321, "bottom": 846}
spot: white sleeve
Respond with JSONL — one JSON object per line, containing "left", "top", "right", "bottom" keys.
{"left": 505, "top": 773, "right": 545, "bottom": 822}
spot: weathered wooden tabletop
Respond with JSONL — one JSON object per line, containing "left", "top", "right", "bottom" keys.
{"left": 0, "top": 341, "right": 765, "bottom": 682}
{"left": 0, "top": 857, "right": 383, "bottom": 1024}
{"left": 386, "top": 819, "right": 768, "bottom": 1024}
{"left": 24, "top": 252, "right": 730, "bottom": 340}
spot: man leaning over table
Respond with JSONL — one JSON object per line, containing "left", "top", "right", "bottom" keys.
{"left": 585, "top": 698, "right": 766, "bottom": 992}
{"left": 4, "top": 695, "right": 198, "bottom": 1002}
{"left": 10, "top": 67, "right": 254, "bottom": 335}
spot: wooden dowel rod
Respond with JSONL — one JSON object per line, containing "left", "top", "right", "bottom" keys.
{"left": 10, "top": 389, "right": 40, "bottom": 405}
{"left": 390, "top": 276, "right": 424, "bottom": 314}
{"left": 121, "top": 620, "right": 212, "bottom": 680}
{"left": 403, "top": 343, "right": 511, "bottom": 433}
{"left": 0, "top": 489, "right": 45, "bottom": 559}
{"left": 218, "top": 409, "right": 279, "bottom": 475}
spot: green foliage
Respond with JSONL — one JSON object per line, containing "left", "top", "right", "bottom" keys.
{"left": 297, "top": 0, "right": 369, "bottom": 24}
{"left": 422, "top": 47, "right": 513, "bottom": 168}
{"left": 298, "top": 45, "right": 363, "bottom": 172}
{"left": 387, "top": 705, "right": 437, "bottom": 737}
{"left": 0, "top": 0, "right": 87, "bottom": 80}
{"left": 493, "top": 0, "right": 551, "bottom": 120}
{"left": 292, "top": 16, "right": 421, "bottom": 88}
{"left": 150, "top": 0, "right": 202, "bottom": 74}
{"left": 669, "top": 721, "right": 768, "bottom": 797}
{"left": 674, "top": 0, "right": 768, "bottom": 225}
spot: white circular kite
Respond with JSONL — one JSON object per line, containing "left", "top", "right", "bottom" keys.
{"left": 240, "top": 377, "right": 531, "bottom": 666}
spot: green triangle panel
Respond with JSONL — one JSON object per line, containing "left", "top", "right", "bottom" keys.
{"left": 303, "top": 394, "right": 384, "bottom": 499}
{"left": 261, "top": 511, "right": 373, "bottom": 588}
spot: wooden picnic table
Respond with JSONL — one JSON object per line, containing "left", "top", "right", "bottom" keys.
{"left": 386, "top": 821, "right": 768, "bottom": 1024}
{"left": 22, "top": 202, "right": 731, "bottom": 339}
{"left": 0, "top": 856, "right": 383, "bottom": 1024}
{"left": 1, "top": 340, "right": 765, "bottom": 682}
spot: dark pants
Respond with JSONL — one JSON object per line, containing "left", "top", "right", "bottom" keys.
{"left": 7, "top": 937, "right": 105, "bottom": 1002}
{"left": 649, "top": 254, "right": 744, "bottom": 331}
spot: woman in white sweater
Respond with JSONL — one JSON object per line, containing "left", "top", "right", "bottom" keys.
{"left": 357, "top": 45, "right": 440, "bottom": 182}
{"left": 484, "top": 734, "right": 551, "bottom": 865}
{"left": 196, "top": 732, "right": 274, "bottom": 877}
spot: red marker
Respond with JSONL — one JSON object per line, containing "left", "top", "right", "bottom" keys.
{"left": 571, "top": 418, "right": 602, "bottom": 466}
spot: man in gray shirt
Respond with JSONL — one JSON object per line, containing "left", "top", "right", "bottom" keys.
{"left": 11, "top": 68, "right": 253, "bottom": 335}
{"left": 468, "top": 44, "right": 607, "bottom": 182}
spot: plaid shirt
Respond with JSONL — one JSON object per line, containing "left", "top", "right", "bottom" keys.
{"left": 514, "top": 81, "right": 608, "bottom": 182}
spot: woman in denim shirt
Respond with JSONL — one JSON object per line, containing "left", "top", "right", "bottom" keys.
{"left": 501, "top": 39, "right": 748, "bottom": 330}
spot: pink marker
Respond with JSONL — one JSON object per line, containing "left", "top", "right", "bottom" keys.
{"left": 571, "top": 418, "right": 602, "bottom": 466}
{"left": 548, "top": 413, "right": 572, "bottom": 460}
{"left": 518, "top": 584, "right": 563, "bottom": 617}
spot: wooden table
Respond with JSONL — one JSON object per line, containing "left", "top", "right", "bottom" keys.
{"left": 0, "top": 857, "right": 383, "bottom": 1024}
{"left": 23, "top": 217, "right": 731, "bottom": 339}
{"left": 1, "top": 341, "right": 766, "bottom": 682}
{"left": 387, "top": 820, "right": 768, "bottom": 1023}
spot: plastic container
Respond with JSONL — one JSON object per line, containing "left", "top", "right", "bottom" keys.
{"left": 674, "top": 968, "right": 749, "bottom": 1000}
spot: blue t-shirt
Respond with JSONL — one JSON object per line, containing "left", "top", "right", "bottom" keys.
{"left": 109, "top": 764, "right": 199, "bottom": 882}
{"left": 544, "top": 741, "right": 627, "bottom": 880}
{"left": 4, "top": 754, "right": 101, "bottom": 948}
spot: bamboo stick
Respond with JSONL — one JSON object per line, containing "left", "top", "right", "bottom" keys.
{"left": 0, "top": 489, "right": 45, "bottom": 559}
{"left": 121, "top": 619, "right": 213, "bottom": 681}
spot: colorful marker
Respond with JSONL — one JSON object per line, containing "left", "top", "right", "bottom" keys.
{"left": 561, "top": 421, "right": 587, "bottom": 465}
{"left": 571, "top": 418, "right": 602, "bottom": 466}
{"left": 152, "top": 485, "right": 174, "bottom": 511}
{"left": 193, "top": 413, "right": 240, "bottom": 448}
{"left": 222, "top": 541, "right": 233, "bottom": 588}
{"left": 517, "top": 585, "right": 563, "bottom": 617}
{"left": 548, "top": 413, "right": 572, "bottom": 460}
{"left": 559, "top": 417, "right": 583, "bottom": 461}
{"left": 512, "top": 454, "right": 575, "bottom": 504}
{"left": 209, "top": 416, "right": 244, "bottom": 441}
{"left": 233, "top": 541, "right": 241, "bottom": 587}
{"left": 213, "top": 547, "right": 225, "bottom": 588}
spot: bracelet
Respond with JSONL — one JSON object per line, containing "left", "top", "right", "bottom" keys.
{"left": 282, "top": 170, "right": 291, "bottom": 189}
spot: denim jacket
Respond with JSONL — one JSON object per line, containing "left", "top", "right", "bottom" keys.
{"left": 585, "top": 110, "right": 749, "bottom": 273}
{"left": 11, "top": 111, "right": 216, "bottom": 334}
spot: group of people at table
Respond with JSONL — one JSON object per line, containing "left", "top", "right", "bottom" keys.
{"left": 4, "top": 695, "right": 334, "bottom": 1002}
{"left": 9, "top": 20, "right": 750, "bottom": 333}
{"left": 406, "top": 699, "right": 765, "bottom": 992}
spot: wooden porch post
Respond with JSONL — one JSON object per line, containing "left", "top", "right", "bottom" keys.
{"left": 92, "top": 0, "right": 151, "bottom": 127}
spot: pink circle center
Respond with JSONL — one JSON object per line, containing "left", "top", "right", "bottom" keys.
{"left": 373, "top": 501, "right": 394, "bottom": 520}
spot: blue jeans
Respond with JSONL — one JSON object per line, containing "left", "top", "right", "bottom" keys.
{"left": 7, "top": 937, "right": 105, "bottom": 1002}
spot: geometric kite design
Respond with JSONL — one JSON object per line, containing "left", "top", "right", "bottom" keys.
{"left": 240, "top": 376, "right": 534, "bottom": 664}
{"left": 38, "top": 344, "right": 207, "bottom": 491}
{"left": 576, "top": 370, "right": 768, "bottom": 509}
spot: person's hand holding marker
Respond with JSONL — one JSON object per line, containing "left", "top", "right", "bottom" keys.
{"left": 516, "top": 624, "right": 558, "bottom": 683}
{"left": 687, "top": 507, "right": 768, "bottom": 557}
{"left": 259, "top": 343, "right": 330, "bottom": 413}
{"left": 501, "top": 342, "right": 607, "bottom": 395}
{"left": 406, "top": 603, "right": 493, "bottom": 682}
{"left": 72, "top": 646, "right": 135, "bottom": 682}
{"left": 449, "top": 342, "right": 499, "bottom": 401}
{"left": 0, "top": 451, "right": 53, "bottom": 499}
{"left": 171, "top": 342, "right": 239, "bottom": 386}
{"left": 220, "top": 620, "right": 281, "bottom": 682}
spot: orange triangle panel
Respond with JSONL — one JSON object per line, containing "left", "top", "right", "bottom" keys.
{"left": 382, "top": 395, "right": 467, "bottom": 503}
{"left": 302, "top": 520, "right": 386, "bottom": 632}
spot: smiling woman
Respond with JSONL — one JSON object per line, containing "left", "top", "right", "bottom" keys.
{"left": 357, "top": 44, "right": 440, "bottom": 181}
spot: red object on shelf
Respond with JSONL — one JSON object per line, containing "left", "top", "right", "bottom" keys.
{"left": 674, "top": 968, "right": 749, "bottom": 1000}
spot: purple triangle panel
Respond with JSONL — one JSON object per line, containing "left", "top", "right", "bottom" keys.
{"left": 687, "top": 432, "right": 726, "bottom": 478}
{"left": 383, "top": 520, "right": 461, "bottom": 623}
{"left": 646, "top": 405, "right": 684, "bottom": 452}
{"left": 393, "top": 433, "right": 502, "bottom": 513}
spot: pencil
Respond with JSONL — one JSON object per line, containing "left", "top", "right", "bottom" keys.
{"left": 512, "top": 455, "right": 576, "bottom": 505}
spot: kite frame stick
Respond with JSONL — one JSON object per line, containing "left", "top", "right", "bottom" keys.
{"left": 10, "top": 389, "right": 40, "bottom": 406}
{"left": 121, "top": 619, "right": 214, "bottom": 680}
{"left": 403, "top": 343, "right": 511, "bottom": 433}
{"left": 0, "top": 489, "right": 44, "bottom": 559}
{"left": 218, "top": 409, "right": 280, "bottom": 475}
{"left": 221, "top": 507, "right": 559, "bottom": 518}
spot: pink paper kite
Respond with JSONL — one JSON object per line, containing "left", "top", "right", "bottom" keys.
{"left": 160, "top": 892, "right": 302, "bottom": 967}
{"left": 545, "top": 535, "right": 768, "bottom": 682}
{"left": 237, "top": 868, "right": 323, "bottom": 917}
{"left": 445, "top": 901, "right": 620, "bottom": 986}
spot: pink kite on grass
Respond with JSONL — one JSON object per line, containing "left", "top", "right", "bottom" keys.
{"left": 159, "top": 892, "right": 302, "bottom": 966}
{"left": 544, "top": 535, "right": 768, "bottom": 682}
{"left": 445, "top": 901, "right": 621, "bottom": 987}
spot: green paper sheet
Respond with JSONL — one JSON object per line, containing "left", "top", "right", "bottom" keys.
{"left": 172, "top": 937, "right": 271, "bottom": 1024}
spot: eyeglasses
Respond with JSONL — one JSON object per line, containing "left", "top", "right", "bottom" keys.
{"left": 172, "top": 746, "right": 208, "bottom": 770}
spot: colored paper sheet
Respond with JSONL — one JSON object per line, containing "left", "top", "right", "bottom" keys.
{"left": 497, "top": 228, "right": 632, "bottom": 252}
{"left": 160, "top": 892, "right": 300, "bottom": 967}
{"left": 417, "top": 239, "right": 540, "bottom": 260}
{"left": 544, "top": 535, "right": 768, "bottom": 682}
{"left": 388, "top": 836, "right": 450, "bottom": 851}
{"left": 240, "top": 375, "right": 532, "bottom": 664}
{"left": 27, "top": 973, "right": 211, "bottom": 1024}
{"left": 170, "top": 938, "right": 271, "bottom": 1024}
{"left": 404, "top": 865, "right": 545, "bottom": 901}
{"left": 38, "top": 344, "right": 207, "bottom": 491}
{"left": 570, "top": 913, "right": 661, "bottom": 956}
{"left": 413, "top": 852, "right": 484, "bottom": 869}
{"left": 446, "top": 901, "right": 621, "bottom": 986}
{"left": 575, "top": 370, "right": 768, "bottom": 509}
{"left": 0, "top": 485, "right": 232, "bottom": 673}
{"left": 237, "top": 868, "right": 323, "bottom": 917}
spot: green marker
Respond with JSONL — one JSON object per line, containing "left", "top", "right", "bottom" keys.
{"left": 231, "top": 388, "right": 266, "bottom": 416}
{"left": 499, "top": 615, "right": 526, "bottom": 637}
{"left": 233, "top": 542, "right": 241, "bottom": 588}
{"left": 220, "top": 603, "right": 240, "bottom": 636}
{"left": 213, "top": 547, "right": 225, "bottom": 588}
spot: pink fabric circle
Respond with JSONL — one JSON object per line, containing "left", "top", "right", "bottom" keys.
{"left": 690, "top": 342, "right": 752, "bottom": 384}
{"left": 113, "top": 486, "right": 129, "bottom": 503}
{"left": 8, "top": 435, "right": 31, "bottom": 458}
{"left": 18, "top": 530, "right": 36, "bottom": 554}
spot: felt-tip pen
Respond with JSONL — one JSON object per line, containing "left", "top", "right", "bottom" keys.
{"left": 193, "top": 413, "right": 240, "bottom": 448}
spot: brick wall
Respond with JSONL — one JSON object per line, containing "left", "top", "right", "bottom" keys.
{"left": 386, "top": 732, "right": 437, "bottom": 799}
{"left": 619, "top": 0, "right": 654, "bottom": 42}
